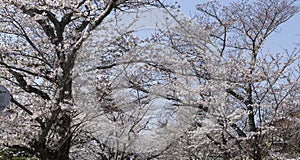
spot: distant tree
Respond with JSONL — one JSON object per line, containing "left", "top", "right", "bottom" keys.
{"left": 151, "top": 0, "right": 299, "bottom": 159}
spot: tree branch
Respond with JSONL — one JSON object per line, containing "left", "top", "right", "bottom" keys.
{"left": 10, "top": 96, "right": 45, "bottom": 129}
{"left": 9, "top": 69, "right": 51, "bottom": 100}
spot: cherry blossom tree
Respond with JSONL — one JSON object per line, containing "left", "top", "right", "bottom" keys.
{"left": 0, "top": 0, "right": 299, "bottom": 159}
{"left": 150, "top": 0, "right": 300, "bottom": 159}
{"left": 0, "top": 0, "right": 163, "bottom": 159}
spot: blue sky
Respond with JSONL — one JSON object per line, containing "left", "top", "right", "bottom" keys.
{"left": 168, "top": 0, "right": 300, "bottom": 52}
